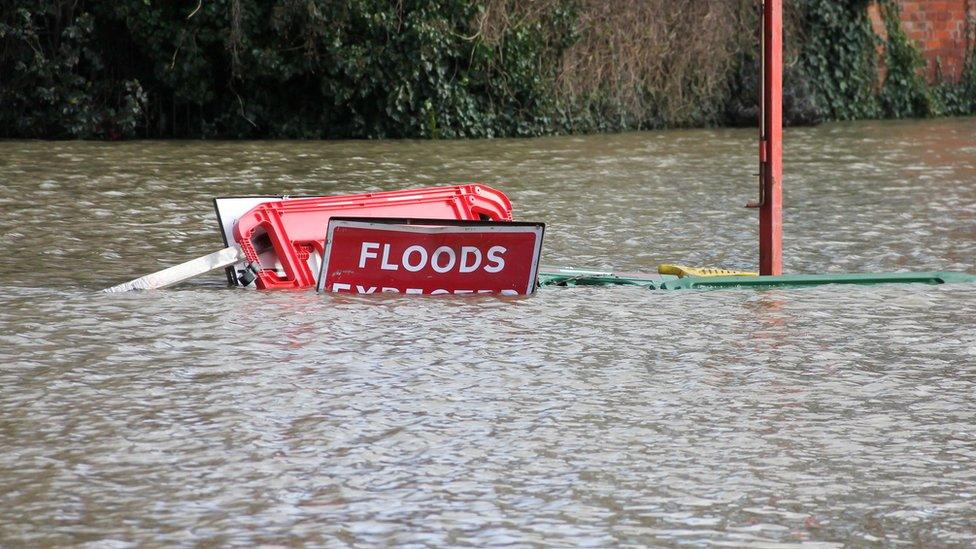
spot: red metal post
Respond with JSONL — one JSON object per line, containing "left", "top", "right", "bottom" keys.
{"left": 759, "top": 0, "right": 783, "bottom": 275}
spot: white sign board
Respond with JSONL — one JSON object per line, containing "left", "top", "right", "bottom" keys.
{"left": 213, "top": 196, "right": 299, "bottom": 285}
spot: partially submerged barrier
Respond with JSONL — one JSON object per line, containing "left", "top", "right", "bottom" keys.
{"left": 536, "top": 269, "right": 976, "bottom": 289}
{"left": 103, "top": 186, "right": 976, "bottom": 294}
{"left": 230, "top": 185, "right": 512, "bottom": 289}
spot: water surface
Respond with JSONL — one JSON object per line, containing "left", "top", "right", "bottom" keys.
{"left": 2, "top": 117, "right": 975, "bottom": 545}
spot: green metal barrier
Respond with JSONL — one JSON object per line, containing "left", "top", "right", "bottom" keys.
{"left": 537, "top": 268, "right": 672, "bottom": 289}
{"left": 661, "top": 272, "right": 976, "bottom": 290}
{"left": 537, "top": 269, "right": 976, "bottom": 291}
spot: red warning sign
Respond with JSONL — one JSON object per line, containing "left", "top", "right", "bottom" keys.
{"left": 316, "top": 218, "right": 544, "bottom": 295}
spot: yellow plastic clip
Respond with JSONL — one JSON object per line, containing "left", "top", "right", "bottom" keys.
{"left": 657, "top": 264, "right": 759, "bottom": 278}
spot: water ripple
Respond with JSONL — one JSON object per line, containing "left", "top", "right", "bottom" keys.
{"left": 1, "top": 118, "right": 975, "bottom": 545}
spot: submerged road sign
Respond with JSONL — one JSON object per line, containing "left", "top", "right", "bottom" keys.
{"left": 316, "top": 218, "right": 544, "bottom": 295}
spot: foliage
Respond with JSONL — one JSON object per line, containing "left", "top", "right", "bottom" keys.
{"left": 796, "top": 0, "right": 881, "bottom": 120}
{"left": 877, "top": 1, "right": 932, "bottom": 117}
{"left": 0, "top": 2, "right": 146, "bottom": 138}
{"left": 556, "top": 0, "right": 752, "bottom": 131}
{"left": 2, "top": 0, "right": 578, "bottom": 139}
{"left": 725, "top": 1, "right": 823, "bottom": 127}
{"left": 796, "top": 0, "right": 976, "bottom": 122}
{"left": 0, "top": 0, "right": 973, "bottom": 140}
{"left": 931, "top": 34, "right": 976, "bottom": 116}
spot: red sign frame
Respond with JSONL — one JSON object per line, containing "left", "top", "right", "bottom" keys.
{"left": 316, "top": 218, "right": 545, "bottom": 296}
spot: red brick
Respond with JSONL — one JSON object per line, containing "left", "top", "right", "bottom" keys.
{"left": 886, "top": 0, "right": 969, "bottom": 83}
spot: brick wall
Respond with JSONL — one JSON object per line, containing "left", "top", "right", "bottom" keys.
{"left": 870, "top": 0, "right": 976, "bottom": 82}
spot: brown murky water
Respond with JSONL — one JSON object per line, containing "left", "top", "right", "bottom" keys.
{"left": 2, "top": 117, "right": 975, "bottom": 545}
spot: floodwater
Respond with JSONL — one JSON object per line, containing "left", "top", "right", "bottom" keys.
{"left": 1, "top": 117, "right": 975, "bottom": 546}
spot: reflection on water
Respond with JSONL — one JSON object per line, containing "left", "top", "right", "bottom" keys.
{"left": 1, "top": 117, "right": 975, "bottom": 545}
